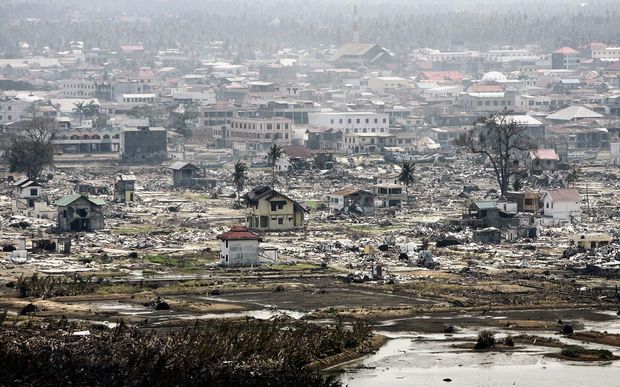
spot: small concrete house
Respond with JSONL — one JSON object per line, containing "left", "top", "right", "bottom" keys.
{"left": 55, "top": 194, "right": 105, "bottom": 232}
{"left": 328, "top": 188, "right": 375, "bottom": 215}
{"left": 217, "top": 225, "right": 262, "bottom": 266}
{"left": 13, "top": 177, "right": 42, "bottom": 208}
{"left": 244, "top": 186, "right": 308, "bottom": 231}
{"left": 541, "top": 188, "right": 581, "bottom": 225}
{"left": 114, "top": 174, "right": 136, "bottom": 202}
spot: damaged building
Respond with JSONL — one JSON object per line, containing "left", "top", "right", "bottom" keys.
{"left": 55, "top": 194, "right": 105, "bottom": 232}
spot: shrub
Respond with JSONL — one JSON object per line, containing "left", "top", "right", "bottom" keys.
{"left": 474, "top": 330, "right": 496, "bottom": 349}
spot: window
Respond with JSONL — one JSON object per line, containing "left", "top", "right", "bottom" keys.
{"left": 339, "top": 119, "right": 343, "bottom": 124}
{"left": 382, "top": 118, "right": 387, "bottom": 123}
{"left": 330, "top": 119, "right": 334, "bottom": 124}
{"left": 356, "top": 119, "right": 360, "bottom": 124}
{"left": 347, "top": 119, "right": 352, "bottom": 124}
{"left": 365, "top": 118, "right": 369, "bottom": 124}
{"left": 30, "top": 188, "right": 38, "bottom": 196}
{"left": 374, "top": 118, "right": 378, "bottom": 123}
{"left": 278, "top": 217, "right": 284, "bottom": 225}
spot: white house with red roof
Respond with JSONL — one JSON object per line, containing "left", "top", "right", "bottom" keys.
{"left": 216, "top": 225, "right": 262, "bottom": 266}
{"left": 541, "top": 188, "right": 582, "bottom": 225}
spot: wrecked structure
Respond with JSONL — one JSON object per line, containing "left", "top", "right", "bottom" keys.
{"left": 328, "top": 188, "right": 375, "bottom": 215}
{"left": 55, "top": 194, "right": 105, "bottom": 232}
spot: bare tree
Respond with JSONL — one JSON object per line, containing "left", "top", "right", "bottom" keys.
{"left": 455, "top": 112, "right": 537, "bottom": 196}
{"left": 8, "top": 118, "right": 57, "bottom": 179}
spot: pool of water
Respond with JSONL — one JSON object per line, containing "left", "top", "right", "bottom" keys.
{"left": 339, "top": 333, "right": 620, "bottom": 386}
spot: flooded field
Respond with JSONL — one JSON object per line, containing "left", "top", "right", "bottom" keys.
{"left": 339, "top": 332, "right": 620, "bottom": 386}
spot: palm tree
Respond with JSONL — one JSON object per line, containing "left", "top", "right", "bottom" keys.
{"left": 73, "top": 101, "right": 86, "bottom": 125}
{"left": 83, "top": 101, "right": 100, "bottom": 119}
{"left": 398, "top": 161, "right": 415, "bottom": 205}
{"left": 567, "top": 166, "right": 580, "bottom": 188}
{"left": 267, "top": 144, "right": 283, "bottom": 186}
{"left": 233, "top": 160, "right": 249, "bottom": 208}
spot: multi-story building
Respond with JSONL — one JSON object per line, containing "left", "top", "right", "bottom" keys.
{"left": 120, "top": 125, "right": 167, "bottom": 162}
{"left": 591, "top": 45, "right": 620, "bottom": 62}
{"left": 551, "top": 47, "right": 581, "bottom": 70}
{"left": 53, "top": 128, "right": 120, "bottom": 153}
{"left": 59, "top": 80, "right": 97, "bottom": 98}
{"left": 308, "top": 112, "right": 389, "bottom": 135}
{"left": 228, "top": 116, "right": 292, "bottom": 153}
{"left": 460, "top": 91, "right": 517, "bottom": 113}
{"left": 343, "top": 132, "right": 395, "bottom": 154}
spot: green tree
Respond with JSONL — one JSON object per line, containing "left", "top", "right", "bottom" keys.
{"left": 455, "top": 111, "right": 537, "bottom": 196}
{"left": 8, "top": 118, "right": 56, "bottom": 179}
{"left": 398, "top": 161, "right": 415, "bottom": 206}
{"left": 232, "top": 160, "right": 249, "bottom": 208}
{"left": 267, "top": 144, "right": 283, "bottom": 186}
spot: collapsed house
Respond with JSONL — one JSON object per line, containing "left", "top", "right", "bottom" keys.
{"left": 169, "top": 162, "right": 214, "bottom": 188}
{"left": 55, "top": 194, "right": 105, "bottom": 232}
{"left": 328, "top": 188, "right": 375, "bottom": 215}
{"left": 569, "top": 233, "right": 612, "bottom": 249}
{"left": 465, "top": 201, "right": 520, "bottom": 229}
{"left": 217, "top": 225, "right": 262, "bottom": 266}
{"left": 243, "top": 186, "right": 308, "bottom": 231}
{"left": 114, "top": 174, "right": 136, "bottom": 202}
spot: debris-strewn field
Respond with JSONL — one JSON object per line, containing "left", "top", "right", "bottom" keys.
{"left": 3, "top": 155, "right": 620, "bottom": 383}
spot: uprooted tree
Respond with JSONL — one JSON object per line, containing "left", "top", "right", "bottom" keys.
{"left": 455, "top": 111, "right": 537, "bottom": 196}
{"left": 7, "top": 117, "right": 57, "bottom": 179}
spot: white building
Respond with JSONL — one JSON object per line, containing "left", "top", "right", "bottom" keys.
{"left": 121, "top": 94, "right": 157, "bottom": 104}
{"left": 60, "top": 80, "right": 97, "bottom": 98}
{"left": 367, "top": 77, "right": 410, "bottom": 93}
{"left": 308, "top": 111, "right": 389, "bottom": 135}
{"left": 592, "top": 46, "right": 620, "bottom": 62}
{"left": 217, "top": 225, "right": 261, "bottom": 266}
{"left": 228, "top": 116, "right": 292, "bottom": 153}
{"left": 541, "top": 189, "right": 582, "bottom": 225}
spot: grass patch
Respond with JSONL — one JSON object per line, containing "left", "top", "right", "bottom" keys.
{"left": 270, "top": 263, "right": 323, "bottom": 271}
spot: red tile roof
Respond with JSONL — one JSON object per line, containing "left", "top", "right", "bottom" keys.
{"left": 421, "top": 71, "right": 465, "bottom": 82}
{"left": 553, "top": 47, "right": 579, "bottom": 54}
{"left": 217, "top": 226, "right": 261, "bottom": 241}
